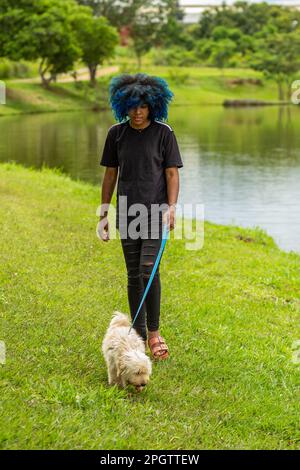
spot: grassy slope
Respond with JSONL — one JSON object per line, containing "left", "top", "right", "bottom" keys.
{"left": 0, "top": 162, "right": 299, "bottom": 450}
{"left": 145, "top": 66, "right": 280, "bottom": 105}
{"left": 0, "top": 79, "right": 111, "bottom": 116}
{"left": 0, "top": 66, "right": 280, "bottom": 117}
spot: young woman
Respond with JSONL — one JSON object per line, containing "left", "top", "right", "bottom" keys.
{"left": 98, "top": 73, "right": 183, "bottom": 360}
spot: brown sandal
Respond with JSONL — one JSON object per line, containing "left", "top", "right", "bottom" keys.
{"left": 148, "top": 336, "right": 169, "bottom": 360}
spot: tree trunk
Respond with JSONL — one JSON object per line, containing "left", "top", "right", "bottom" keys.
{"left": 88, "top": 64, "right": 97, "bottom": 86}
{"left": 277, "top": 81, "right": 284, "bottom": 102}
{"left": 40, "top": 73, "right": 52, "bottom": 88}
{"left": 285, "top": 80, "right": 291, "bottom": 103}
{"left": 39, "top": 60, "right": 52, "bottom": 88}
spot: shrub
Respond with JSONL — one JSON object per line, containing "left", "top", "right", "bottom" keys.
{"left": 0, "top": 59, "right": 37, "bottom": 79}
{"left": 167, "top": 67, "right": 190, "bottom": 85}
{"left": 151, "top": 47, "right": 198, "bottom": 67}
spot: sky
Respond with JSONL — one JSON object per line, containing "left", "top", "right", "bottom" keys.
{"left": 179, "top": 1, "right": 300, "bottom": 5}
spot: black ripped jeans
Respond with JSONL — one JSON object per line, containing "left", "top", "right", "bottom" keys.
{"left": 119, "top": 211, "right": 166, "bottom": 342}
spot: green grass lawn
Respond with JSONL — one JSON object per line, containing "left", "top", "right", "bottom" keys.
{"left": 0, "top": 65, "right": 282, "bottom": 117}
{"left": 0, "top": 162, "right": 299, "bottom": 449}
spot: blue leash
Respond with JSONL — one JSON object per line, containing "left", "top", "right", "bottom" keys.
{"left": 128, "top": 222, "right": 169, "bottom": 334}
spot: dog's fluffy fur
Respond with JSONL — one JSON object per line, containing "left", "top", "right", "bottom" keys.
{"left": 102, "top": 311, "right": 152, "bottom": 392}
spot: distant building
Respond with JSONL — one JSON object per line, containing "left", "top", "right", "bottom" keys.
{"left": 179, "top": 1, "right": 300, "bottom": 24}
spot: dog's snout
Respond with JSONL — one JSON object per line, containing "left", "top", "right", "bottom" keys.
{"left": 135, "top": 383, "right": 147, "bottom": 392}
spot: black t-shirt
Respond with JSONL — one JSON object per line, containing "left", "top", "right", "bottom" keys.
{"left": 100, "top": 119, "right": 183, "bottom": 229}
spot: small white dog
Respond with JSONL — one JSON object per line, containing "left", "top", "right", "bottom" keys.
{"left": 102, "top": 311, "right": 152, "bottom": 392}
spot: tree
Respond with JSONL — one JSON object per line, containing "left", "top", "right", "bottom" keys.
{"left": 71, "top": 13, "right": 119, "bottom": 85}
{"left": 128, "top": 5, "right": 159, "bottom": 69}
{"left": 210, "top": 39, "right": 237, "bottom": 71}
{"left": 151, "top": 0, "right": 190, "bottom": 50}
{"left": 76, "top": 0, "right": 186, "bottom": 66}
{"left": 0, "top": 0, "right": 85, "bottom": 87}
{"left": 251, "top": 32, "right": 300, "bottom": 101}
{"left": 76, "top": 0, "right": 144, "bottom": 30}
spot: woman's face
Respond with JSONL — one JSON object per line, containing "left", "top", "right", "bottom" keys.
{"left": 128, "top": 103, "right": 150, "bottom": 126}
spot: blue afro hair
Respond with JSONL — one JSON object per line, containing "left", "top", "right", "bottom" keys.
{"left": 108, "top": 73, "right": 174, "bottom": 122}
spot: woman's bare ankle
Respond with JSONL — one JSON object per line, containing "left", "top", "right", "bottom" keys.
{"left": 148, "top": 330, "right": 159, "bottom": 339}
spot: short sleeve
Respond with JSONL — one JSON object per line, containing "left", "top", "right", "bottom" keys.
{"left": 163, "top": 129, "right": 183, "bottom": 169}
{"left": 100, "top": 127, "right": 119, "bottom": 167}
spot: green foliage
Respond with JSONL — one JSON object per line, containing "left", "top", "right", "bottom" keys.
{"left": 2, "top": 1, "right": 300, "bottom": 85}
{"left": 151, "top": 46, "right": 197, "bottom": 67}
{"left": 157, "top": 16, "right": 195, "bottom": 50}
{"left": 0, "top": 0, "right": 118, "bottom": 86}
{"left": 210, "top": 39, "right": 237, "bottom": 69}
{"left": 226, "top": 52, "right": 252, "bottom": 69}
{"left": 0, "top": 58, "right": 37, "bottom": 79}
{"left": 189, "top": 1, "right": 300, "bottom": 72}
{"left": 251, "top": 31, "right": 300, "bottom": 99}
{"left": 0, "top": 0, "right": 85, "bottom": 85}
{"left": 71, "top": 12, "right": 119, "bottom": 83}
{"left": 167, "top": 67, "right": 190, "bottom": 85}
{"left": 193, "top": 1, "right": 300, "bottom": 39}
{"left": 118, "top": 62, "right": 140, "bottom": 75}
{"left": 195, "top": 24, "right": 257, "bottom": 69}
{"left": 212, "top": 26, "right": 242, "bottom": 42}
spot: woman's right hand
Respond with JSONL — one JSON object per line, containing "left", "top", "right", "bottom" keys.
{"left": 96, "top": 215, "right": 110, "bottom": 242}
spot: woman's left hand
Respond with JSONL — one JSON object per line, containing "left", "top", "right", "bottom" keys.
{"left": 162, "top": 206, "right": 176, "bottom": 231}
